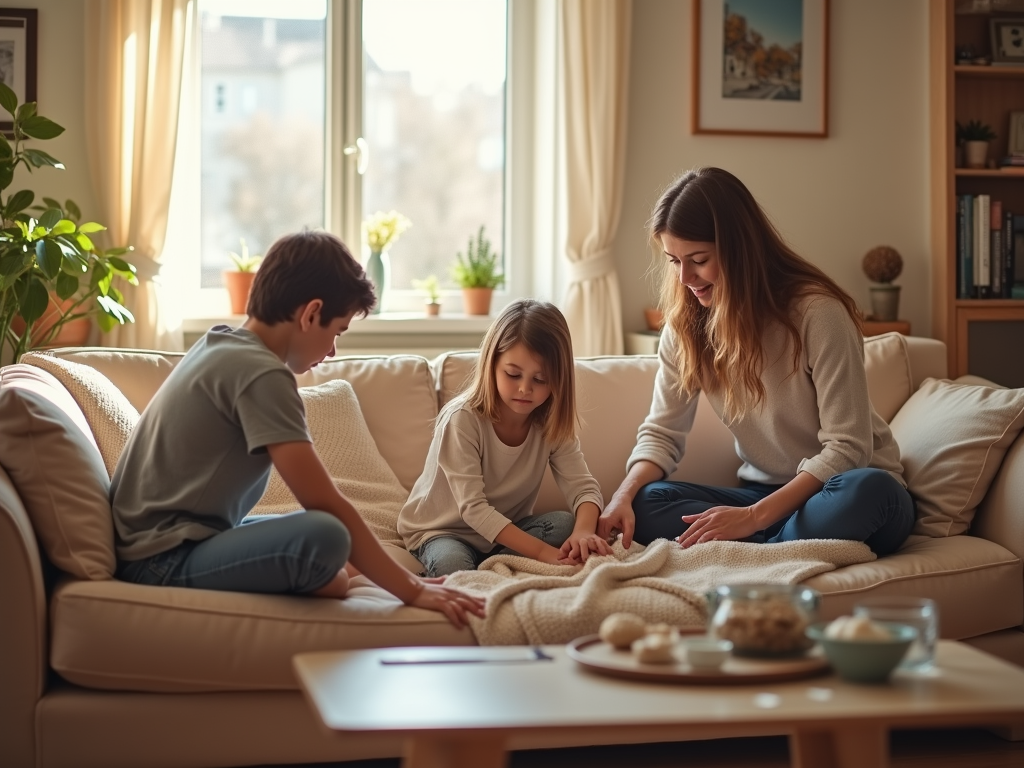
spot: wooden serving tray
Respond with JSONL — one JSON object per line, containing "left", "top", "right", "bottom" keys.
{"left": 567, "top": 635, "right": 830, "bottom": 685}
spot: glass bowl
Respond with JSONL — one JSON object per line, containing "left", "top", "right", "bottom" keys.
{"left": 706, "top": 583, "right": 820, "bottom": 658}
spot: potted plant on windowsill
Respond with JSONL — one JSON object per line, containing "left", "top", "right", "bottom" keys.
{"left": 0, "top": 82, "right": 137, "bottom": 364}
{"left": 223, "top": 239, "right": 262, "bottom": 315}
{"left": 363, "top": 210, "right": 411, "bottom": 315}
{"left": 412, "top": 274, "right": 442, "bottom": 316}
{"left": 451, "top": 225, "right": 504, "bottom": 316}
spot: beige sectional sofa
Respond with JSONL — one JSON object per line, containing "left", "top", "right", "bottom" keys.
{"left": 1, "top": 332, "right": 1023, "bottom": 768}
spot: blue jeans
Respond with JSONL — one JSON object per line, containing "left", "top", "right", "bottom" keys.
{"left": 116, "top": 510, "right": 351, "bottom": 594}
{"left": 414, "top": 510, "right": 576, "bottom": 577}
{"left": 631, "top": 468, "right": 915, "bottom": 556}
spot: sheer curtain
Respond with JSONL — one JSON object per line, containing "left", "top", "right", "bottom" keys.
{"left": 559, "top": 0, "right": 632, "bottom": 357}
{"left": 84, "top": 0, "right": 190, "bottom": 351}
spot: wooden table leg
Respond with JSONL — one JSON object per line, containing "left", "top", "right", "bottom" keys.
{"left": 404, "top": 735, "right": 508, "bottom": 768}
{"left": 790, "top": 724, "right": 888, "bottom": 768}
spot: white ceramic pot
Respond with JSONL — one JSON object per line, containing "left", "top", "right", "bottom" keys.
{"left": 964, "top": 140, "right": 989, "bottom": 169}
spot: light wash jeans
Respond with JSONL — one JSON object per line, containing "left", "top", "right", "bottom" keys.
{"left": 116, "top": 510, "right": 350, "bottom": 594}
{"left": 414, "top": 510, "right": 576, "bottom": 578}
{"left": 631, "top": 468, "right": 915, "bottom": 556}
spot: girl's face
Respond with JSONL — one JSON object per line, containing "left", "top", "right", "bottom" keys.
{"left": 494, "top": 342, "right": 552, "bottom": 420}
{"left": 661, "top": 233, "right": 720, "bottom": 307}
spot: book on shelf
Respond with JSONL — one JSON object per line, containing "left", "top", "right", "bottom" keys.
{"left": 956, "top": 196, "right": 1020, "bottom": 300}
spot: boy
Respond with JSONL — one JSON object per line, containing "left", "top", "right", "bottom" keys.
{"left": 111, "top": 230, "right": 484, "bottom": 627}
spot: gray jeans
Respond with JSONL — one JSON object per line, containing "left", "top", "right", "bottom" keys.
{"left": 413, "top": 510, "right": 576, "bottom": 578}
{"left": 116, "top": 510, "right": 351, "bottom": 594}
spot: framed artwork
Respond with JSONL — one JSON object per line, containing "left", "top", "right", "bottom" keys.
{"left": 0, "top": 7, "right": 37, "bottom": 133}
{"left": 691, "top": 0, "right": 829, "bottom": 138}
{"left": 990, "top": 17, "right": 1024, "bottom": 66}
{"left": 1009, "top": 111, "right": 1024, "bottom": 156}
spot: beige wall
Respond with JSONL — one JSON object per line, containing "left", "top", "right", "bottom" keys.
{"left": 614, "top": 0, "right": 932, "bottom": 337}
{"left": 13, "top": 1, "right": 97, "bottom": 224}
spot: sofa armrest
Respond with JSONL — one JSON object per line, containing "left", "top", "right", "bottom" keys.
{"left": 903, "top": 336, "right": 947, "bottom": 390}
{"left": 974, "top": 433, "right": 1024, "bottom": 573}
{"left": 0, "top": 464, "right": 48, "bottom": 766}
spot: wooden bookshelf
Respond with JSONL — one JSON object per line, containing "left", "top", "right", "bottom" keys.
{"left": 929, "top": 0, "right": 1024, "bottom": 385}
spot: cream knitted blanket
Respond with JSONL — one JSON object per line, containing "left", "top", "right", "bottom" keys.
{"left": 445, "top": 538, "right": 875, "bottom": 646}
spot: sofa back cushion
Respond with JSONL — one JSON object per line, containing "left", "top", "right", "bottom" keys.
{"left": 21, "top": 353, "right": 140, "bottom": 477}
{"left": 295, "top": 355, "right": 437, "bottom": 491}
{"left": 890, "top": 377, "right": 1024, "bottom": 537}
{"left": 863, "top": 333, "right": 914, "bottom": 423}
{"left": 0, "top": 366, "right": 115, "bottom": 579}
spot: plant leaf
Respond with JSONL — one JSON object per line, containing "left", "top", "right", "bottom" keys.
{"left": 97, "top": 294, "right": 134, "bottom": 324}
{"left": 0, "top": 82, "right": 17, "bottom": 117}
{"left": 107, "top": 256, "right": 136, "bottom": 275}
{"left": 0, "top": 134, "right": 12, "bottom": 159}
{"left": 77, "top": 222, "right": 106, "bottom": 234}
{"left": 41, "top": 196, "right": 61, "bottom": 210}
{"left": 76, "top": 233, "right": 95, "bottom": 251}
{"left": 65, "top": 199, "right": 81, "bottom": 221}
{"left": 4, "top": 189, "right": 34, "bottom": 217}
{"left": 0, "top": 163, "right": 14, "bottom": 191}
{"left": 20, "top": 116, "right": 65, "bottom": 140}
{"left": 23, "top": 149, "right": 65, "bottom": 169}
{"left": 16, "top": 275, "right": 49, "bottom": 325}
{"left": 50, "top": 219, "right": 76, "bottom": 236}
{"left": 15, "top": 102, "right": 36, "bottom": 122}
{"left": 35, "top": 238, "right": 62, "bottom": 278}
{"left": 38, "top": 208, "right": 61, "bottom": 231}
{"left": 55, "top": 270, "right": 79, "bottom": 300}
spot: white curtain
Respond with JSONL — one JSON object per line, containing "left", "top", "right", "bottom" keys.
{"left": 559, "top": 0, "right": 632, "bottom": 357}
{"left": 84, "top": 0, "right": 190, "bottom": 351}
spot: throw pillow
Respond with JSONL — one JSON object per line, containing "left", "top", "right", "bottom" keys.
{"left": 21, "top": 353, "right": 140, "bottom": 478}
{"left": 0, "top": 386, "right": 115, "bottom": 579}
{"left": 251, "top": 379, "right": 421, "bottom": 573}
{"left": 889, "top": 377, "right": 1024, "bottom": 537}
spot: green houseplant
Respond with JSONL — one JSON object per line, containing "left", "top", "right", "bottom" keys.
{"left": 224, "top": 238, "right": 262, "bottom": 314}
{"left": 451, "top": 225, "right": 504, "bottom": 316}
{"left": 412, "top": 274, "right": 442, "bottom": 316}
{"left": 0, "top": 82, "right": 136, "bottom": 363}
{"left": 956, "top": 119, "right": 996, "bottom": 169}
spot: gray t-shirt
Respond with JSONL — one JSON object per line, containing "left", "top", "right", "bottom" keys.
{"left": 110, "top": 326, "right": 310, "bottom": 561}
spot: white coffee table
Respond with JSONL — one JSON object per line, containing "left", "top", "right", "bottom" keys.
{"left": 294, "top": 641, "right": 1024, "bottom": 768}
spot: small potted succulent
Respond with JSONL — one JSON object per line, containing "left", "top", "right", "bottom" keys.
{"left": 223, "top": 239, "right": 262, "bottom": 315}
{"left": 451, "top": 225, "right": 504, "bottom": 316}
{"left": 956, "top": 120, "right": 996, "bottom": 169}
{"left": 862, "top": 245, "right": 903, "bottom": 322}
{"left": 412, "top": 274, "right": 442, "bottom": 316}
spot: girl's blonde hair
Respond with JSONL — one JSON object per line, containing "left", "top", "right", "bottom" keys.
{"left": 463, "top": 299, "right": 577, "bottom": 447}
{"left": 649, "top": 167, "right": 862, "bottom": 422}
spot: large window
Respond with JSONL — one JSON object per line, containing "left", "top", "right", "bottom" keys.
{"left": 189, "top": 0, "right": 508, "bottom": 309}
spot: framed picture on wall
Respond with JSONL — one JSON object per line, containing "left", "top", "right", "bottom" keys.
{"left": 691, "top": 0, "right": 829, "bottom": 138}
{"left": 0, "top": 7, "right": 37, "bottom": 134}
{"left": 990, "top": 18, "right": 1024, "bottom": 66}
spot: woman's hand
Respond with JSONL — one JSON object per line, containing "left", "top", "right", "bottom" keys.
{"left": 677, "top": 506, "right": 761, "bottom": 548}
{"left": 559, "top": 532, "right": 614, "bottom": 564}
{"left": 597, "top": 496, "right": 636, "bottom": 548}
{"left": 409, "top": 582, "right": 486, "bottom": 629}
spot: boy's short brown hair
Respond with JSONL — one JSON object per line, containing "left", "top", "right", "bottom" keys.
{"left": 247, "top": 231, "right": 376, "bottom": 324}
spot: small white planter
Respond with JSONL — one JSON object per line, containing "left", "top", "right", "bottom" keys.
{"left": 964, "top": 140, "right": 989, "bottom": 169}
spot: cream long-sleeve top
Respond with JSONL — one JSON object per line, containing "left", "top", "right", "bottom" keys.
{"left": 628, "top": 295, "right": 905, "bottom": 487}
{"left": 398, "top": 399, "right": 605, "bottom": 553}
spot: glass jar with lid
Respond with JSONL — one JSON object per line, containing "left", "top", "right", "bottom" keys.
{"left": 706, "top": 584, "right": 820, "bottom": 657}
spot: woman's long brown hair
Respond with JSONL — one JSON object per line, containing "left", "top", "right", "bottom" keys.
{"left": 649, "top": 167, "right": 861, "bottom": 422}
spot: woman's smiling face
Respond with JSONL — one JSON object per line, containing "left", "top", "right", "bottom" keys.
{"left": 661, "top": 233, "right": 720, "bottom": 307}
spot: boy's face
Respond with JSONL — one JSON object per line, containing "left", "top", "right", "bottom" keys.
{"left": 287, "top": 304, "right": 357, "bottom": 373}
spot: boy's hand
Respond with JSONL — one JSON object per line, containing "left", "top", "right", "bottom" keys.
{"left": 559, "top": 532, "right": 613, "bottom": 564}
{"left": 535, "top": 544, "right": 576, "bottom": 566}
{"left": 409, "top": 582, "right": 486, "bottom": 629}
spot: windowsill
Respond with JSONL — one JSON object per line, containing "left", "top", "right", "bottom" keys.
{"left": 180, "top": 312, "right": 494, "bottom": 336}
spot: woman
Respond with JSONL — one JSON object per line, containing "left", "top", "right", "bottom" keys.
{"left": 597, "top": 167, "right": 915, "bottom": 556}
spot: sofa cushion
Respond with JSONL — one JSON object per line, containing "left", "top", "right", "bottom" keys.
{"left": 21, "top": 353, "right": 140, "bottom": 478}
{"left": 807, "top": 534, "right": 1022, "bottom": 639}
{"left": 0, "top": 374, "right": 115, "bottom": 580}
{"left": 863, "top": 332, "right": 914, "bottom": 423}
{"left": 889, "top": 377, "right": 1024, "bottom": 537}
{"left": 49, "top": 576, "right": 471, "bottom": 692}
{"left": 251, "top": 379, "right": 421, "bottom": 573}
{"left": 296, "top": 355, "right": 437, "bottom": 492}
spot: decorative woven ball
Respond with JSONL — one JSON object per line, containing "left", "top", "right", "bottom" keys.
{"left": 862, "top": 246, "right": 903, "bottom": 284}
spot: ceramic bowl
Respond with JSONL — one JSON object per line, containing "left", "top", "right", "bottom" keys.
{"left": 681, "top": 637, "right": 733, "bottom": 671}
{"left": 806, "top": 622, "right": 917, "bottom": 683}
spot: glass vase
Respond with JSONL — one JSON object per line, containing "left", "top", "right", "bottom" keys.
{"left": 365, "top": 250, "right": 389, "bottom": 315}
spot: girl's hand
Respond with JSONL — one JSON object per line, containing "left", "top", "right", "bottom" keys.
{"left": 419, "top": 575, "right": 447, "bottom": 584}
{"left": 559, "top": 532, "right": 613, "bottom": 564}
{"left": 536, "top": 544, "right": 577, "bottom": 566}
{"left": 597, "top": 497, "right": 636, "bottom": 548}
{"left": 677, "top": 505, "right": 761, "bottom": 548}
{"left": 409, "top": 583, "right": 486, "bottom": 629}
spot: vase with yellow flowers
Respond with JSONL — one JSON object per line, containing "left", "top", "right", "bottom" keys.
{"left": 362, "top": 210, "right": 411, "bottom": 315}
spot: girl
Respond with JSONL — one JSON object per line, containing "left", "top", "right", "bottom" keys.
{"left": 399, "top": 299, "right": 612, "bottom": 577}
{"left": 598, "top": 167, "right": 915, "bottom": 556}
